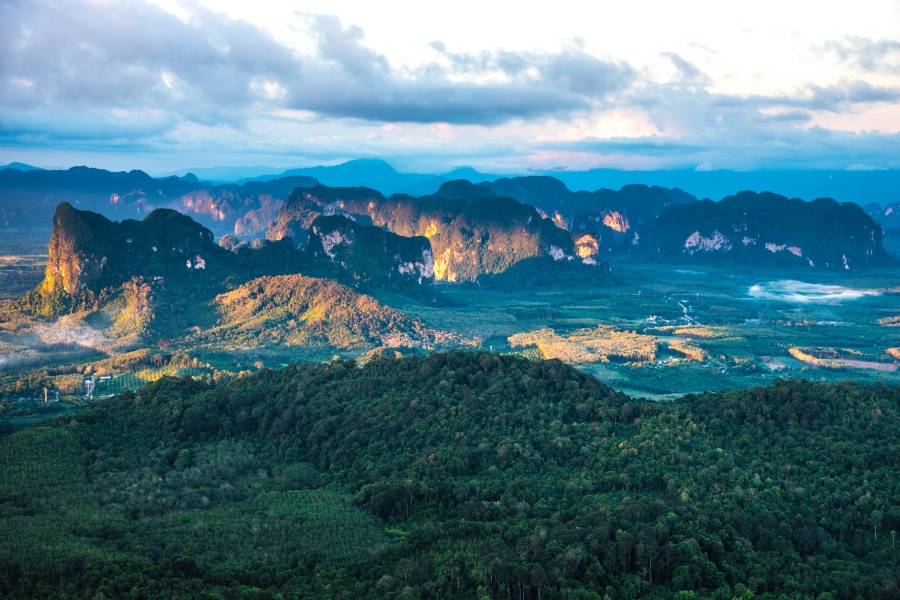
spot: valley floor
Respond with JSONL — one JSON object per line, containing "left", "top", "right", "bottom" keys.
{"left": 3, "top": 254, "right": 900, "bottom": 419}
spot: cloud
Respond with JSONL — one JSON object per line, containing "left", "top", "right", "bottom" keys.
{"left": 0, "top": 0, "right": 300, "bottom": 140}
{"left": 787, "top": 80, "right": 900, "bottom": 112}
{"left": 428, "top": 42, "right": 636, "bottom": 97}
{"left": 660, "top": 52, "right": 709, "bottom": 85}
{"left": 0, "top": 0, "right": 638, "bottom": 142}
{"left": 282, "top": 22, "right": 635, "bottom": 124}
{"left": 312, "top": 14, "right": 389, "bottom": 80}
{"left": 822, "top": 36, "right": 900, "bottom": 72}
{"left": 1, "top": 1, "right": 899, "bottom": 172}
{"left": 538, "top": 83, "right": 900, "bottom": 170}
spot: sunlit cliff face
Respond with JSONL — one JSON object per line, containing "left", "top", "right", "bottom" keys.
{"left": 574, "top": 234, "right": 599, "bottom": 258}
{"left": 182, "top": 191, "right": 226, "bottom": 221}
{"left": 433, "top": 248, "right": 457, "bottom": 282}
{"left": 552, "top": 212, "right": 569, "bottom": 230}
{"left": 602, "top": 211, "right": 629, "bottom": 232}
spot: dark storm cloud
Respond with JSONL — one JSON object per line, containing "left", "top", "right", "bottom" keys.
{"left": 822, "top": 37, "right": 900, "bottom": 72}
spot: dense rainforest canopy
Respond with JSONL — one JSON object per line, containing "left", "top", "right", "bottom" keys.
{"left": 2, "top": 351, "right": 899, "bottom": 599}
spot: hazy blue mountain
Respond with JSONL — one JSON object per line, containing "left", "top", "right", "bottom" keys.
{"left": 239, "top": 160, "right": 900, "bottom": 207}
{"left": 544, "top": 168, "right": 900, "bottom": 208}
{"left": 0, "top": 166, "right": 318, "bottom": 236}
{"left": 159, "top": 165, "right": 291, "bottom": 183}
{"left": 0, "top": 162, "right": 45, "bottom": 171}
{"left": 237, "top": 159, "right": 500, "bottom": 196}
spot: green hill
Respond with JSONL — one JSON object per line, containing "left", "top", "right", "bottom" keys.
{"left": 200, "top": 274, "right": 465, "bottom": 350}
{"left": 2, "top": 352, "right": 898, "bottom": 598}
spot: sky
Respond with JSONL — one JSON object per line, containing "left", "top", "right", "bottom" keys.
{"left": 1, "top": 0, "right": 900, "bottom": 174}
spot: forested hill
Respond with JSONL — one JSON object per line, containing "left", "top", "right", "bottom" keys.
{"left": 2, "top": 351, "right": 898, "bottom": 598}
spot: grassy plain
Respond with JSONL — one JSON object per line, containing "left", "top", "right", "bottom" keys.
{"left": 0, "top": 229, "right": 48, "bottom": 301}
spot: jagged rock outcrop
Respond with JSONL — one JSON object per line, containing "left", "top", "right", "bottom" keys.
{"left": 40, "top": 202, "right": 231, "bottom": 295}
{"left": 27, "top": 203, "right": 439, "bottom": 316}
{"left": 268, "top": 184, "right": 588, "bottom": 282}
{"left": 477, "top": 177, "right": 697, "bottom": 253}
{"left": 267, "top": 186, "right": 381, "bottom": 247}
{"left": 306, "top": 215, "right": 434, "bottom": 292}
{"left": 649, "top": 191, "right": 891, "bottom": 269}
{"left": 865, "top": 201, "right": 900, "bottom": 233}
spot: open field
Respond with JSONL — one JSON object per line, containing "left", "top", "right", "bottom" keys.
{"left": 399, "top": 260, "right": 900, "bottom": 396}
{"left": 0, "top": 255, "right": 46, "bottom": 302}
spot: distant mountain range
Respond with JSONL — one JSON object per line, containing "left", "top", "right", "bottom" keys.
{"left": 0, "top": 162, "right": 44, "bottom": 172}
{"left": 2, "top": 161, "right": 895, "bottom": 284}
{"left": 148, "top": 158, "right": 900, "bottom": 207}
{"left": 0, "top": 165, "right": 318, "bottom": 235}
{"left": 233, "top": 159, "right": 489, "bottom": 197}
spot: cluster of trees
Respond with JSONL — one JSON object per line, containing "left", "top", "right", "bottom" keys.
{"left": 668, "top": 339, "right": 708, "bottom": 362}
{"left": 2, "top": 351, "right": 898, "bottom": 598}
{"left": 789, "top": 348, "right": 846, "bottom": 369}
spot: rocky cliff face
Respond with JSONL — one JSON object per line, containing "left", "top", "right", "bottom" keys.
{"left": 476, "top": 177, "right": 697, "bottom": 254}
{"left": 306, "top": 215, "right": 434, "bottom": 292}
{"left": 865, "top": 201, "right": 900, "bottom": 233}
{"left": 649, "top": 192, "right": 891, "bottom": 269}
{"left": 31, "top": 202, "right": 437, "bottom": 315}
{"left": 266, "top": 186, "right": 383, "bottom": 247}
{"left": 268, "top": 184, "right": 589, "bottom": 282}
{"left": 41, "top": 202, "right": 227, "bottom": 295}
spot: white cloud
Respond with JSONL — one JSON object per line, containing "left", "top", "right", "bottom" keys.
{"left": 2, "top": 0, "right": 900, "bottom": 172}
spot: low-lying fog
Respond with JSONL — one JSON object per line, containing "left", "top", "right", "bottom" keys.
{"left": 749, "top": 280, "right": 880, "bottom": 303}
